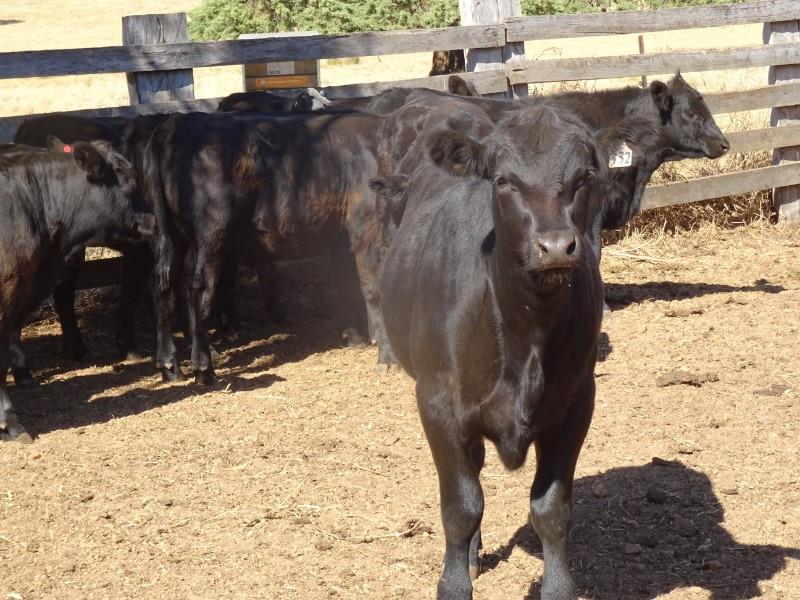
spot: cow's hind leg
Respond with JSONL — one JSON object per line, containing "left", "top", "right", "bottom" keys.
{"left": 1, "top": 331, "right": 31, "bottom": 442}
{"left": 529, "top": 380, "right": 594, "bottom": 600}
{"left": 188, "top": 248, "right": 224, "bottom": 385}
{"left": 153, "top": 249, "right": 183, "bottom": 382}
{"left": 9, "top": 329, "right": 35, "bottom": 388}
{"left": 417, "top": 377, "right": 484, "bottom": 600}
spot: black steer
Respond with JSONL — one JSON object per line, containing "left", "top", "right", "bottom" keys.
{"left": 145, "top": 111, "right": 384, "bottom": 384}
{"left": 378, "top": 105, "right": 607, "bottom": 599}
{"left": 0, "top": 141, "right": 154, "bottom": 441}
{"left": 217, "top": 88, "right": 331, "bottom": 113}
{"left": 419, "top": 73, "right": 729, "bottom": 253}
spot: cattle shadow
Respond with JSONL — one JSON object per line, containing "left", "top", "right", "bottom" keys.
{"left": 0, "top": 19, "right": 22, "bottom": 26}
{"left": 480, "top": 461, "right": 800, "bottom": 599}
{"left": 10, "top": 276, "right": 362, "bottom": 438}
{"left": 605, "top": 279, "right": 784, "bottom": 311}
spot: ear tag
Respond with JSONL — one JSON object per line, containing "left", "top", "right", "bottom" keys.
{"left": 609, "top": 142, "right": 633, "bottom": 168}
{"left": 63, "top": 145, "right": 73, "bottom": 154}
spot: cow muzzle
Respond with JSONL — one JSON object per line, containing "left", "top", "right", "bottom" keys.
{"left": 531, "top": 230, "right": 581, "bottom": 271}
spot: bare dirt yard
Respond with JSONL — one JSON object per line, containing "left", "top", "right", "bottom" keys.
{"left": 1, "top": 222, "right": 799, "bottom": 600}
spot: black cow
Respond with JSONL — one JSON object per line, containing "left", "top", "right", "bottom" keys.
{"left": 145, "top": 111, "right": 384, "bottom": 384}
{"left": 0, "top": 141, "right": 154, "bottom": 441}
{"left": 217, "top": 88, "right": 331, "bottom": 113}
{"left": 378, "top": 105, "right": 608, "bottom": 599}
{"left": 8, "top": 114, "right": 154, "bottom": 386}
{"left": 374, "top": 74, "right": 727, "bottom": 322}
{"left": 429, "top": 50, "right": 466, "bottom": 76}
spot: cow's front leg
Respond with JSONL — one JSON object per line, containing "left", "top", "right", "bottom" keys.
{"left": 53, "top": 262, "right": 89, "bottom": 361}
{"left": 117, "top": 245, "right": 153, "bottom": 360}
{"left": 1, "top": 331, "right": 31, "bottom": 442}
{"left": 529, "top": 380, "right": 594, "bottom": 600}
{"left": 9, "top": 329, "right": 35, "bottom": 388}
{"left": 417, "top": 377, "right": 484, "bottom": 600}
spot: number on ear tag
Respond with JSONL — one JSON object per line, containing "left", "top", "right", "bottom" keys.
{"left": 609, "top": 142, "right": 633, "bottom": 169}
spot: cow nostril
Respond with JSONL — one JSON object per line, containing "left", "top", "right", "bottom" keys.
{"left": 539, "top": 242, "right": 549, "bottom": 254}
{"left": 566, "top": 238, "right": 577, "bottom": 255}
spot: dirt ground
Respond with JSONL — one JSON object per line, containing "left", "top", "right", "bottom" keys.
{"left": 1, "top": 222, "right": 799, "bottom": 600}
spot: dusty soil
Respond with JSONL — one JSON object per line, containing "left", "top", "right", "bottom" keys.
{"left": 2, "top": 222, "right": 800, "bottom": 600}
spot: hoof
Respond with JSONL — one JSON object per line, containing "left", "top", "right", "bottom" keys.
{"left": 118, "top": 343, "right": 144, "bottom": 361}
{"left": 160, "top": 363, "right": 184, "bottom": 382}
{"left": 602, "top": 301, "right": 612, "bottom": 319}
{"left": 124, "top": 349, "right": 144, "bottom": 361}
{"left": 1, "top": 419, "right": 32, "bottom": 443}
{"left": 469, "top": 562, "right": 480, "bottom": 582}
{"left": 194, "top": 369, "right": 216, "bottom": 386}
{"left": 342, "top": 327, "right": 367, "bottom": 348}
{"left": 377, "top": 363, "right": 390, "bottom": 375}
{"left": 12, "top": 368, "right": 37, "bottom": 388}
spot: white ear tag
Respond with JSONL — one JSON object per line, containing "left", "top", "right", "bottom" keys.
{"left": 609, "top": 142, "right": 633, "bottom": 169}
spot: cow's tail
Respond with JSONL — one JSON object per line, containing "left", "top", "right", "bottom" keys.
{"left": 142, "top": 132, "right": 173, "bottom": 294}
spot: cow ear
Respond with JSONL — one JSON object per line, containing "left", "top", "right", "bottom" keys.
{"left": 46, "top": 136, "right": 70, "bottom": 153}
{"left": 428, "top": 129, "right": 488, "bottom": 179}
{"left": 649, "top": 80, "right": 673, "bottom": 122}
{"left": 72, "top": 141, "right": 113, "bottom": 185}
{"left": 369, "top": 175, "right": 409, "bottom": 226}
{"left": 448, "top": 75, "right": 479, "bottom": 97}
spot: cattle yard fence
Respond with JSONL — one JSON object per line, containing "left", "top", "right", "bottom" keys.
{"left": 0, "top": 1, "right": 798, "bottom": 289}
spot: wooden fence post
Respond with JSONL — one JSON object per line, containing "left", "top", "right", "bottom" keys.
{"left": 459, "top": 0, "right": 527, "bottom": 99}
{"left": 764, "top": 19, "right": 800, "bottom": 222}
{"left": 122, "top": 13, "right": 195, "bottom": 105}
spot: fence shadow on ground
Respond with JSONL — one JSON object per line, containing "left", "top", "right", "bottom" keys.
{"left": 481, "top": 461, "right": 800, "bottom": 600}
{"left": 606, "top": 278, "right": 785, "bottom": 311}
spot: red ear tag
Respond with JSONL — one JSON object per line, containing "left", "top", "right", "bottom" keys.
{"left": 63, "top": 145, "right": 73, "bottom": 153}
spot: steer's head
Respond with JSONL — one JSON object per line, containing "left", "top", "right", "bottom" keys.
{"left": 49, "top": 136, "right": 155, "bottom": 242}
{"left": 428, "top": 105, "right": 605, "bottom": 288}
{"left": 649, "top": 73, "right": 730, "bottom": 160}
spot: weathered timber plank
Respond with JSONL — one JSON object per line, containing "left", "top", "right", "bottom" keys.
{"left": 725, "top": 124, "right": 800, "bottom": 154}
{"left": 506, "top": 0, "right": 799, "bottom": 42}
{"left": 0, "top": 69, "right": 508, "bottom": 143}
{"left": 0, "top": 25, "right": 505, "bottom": 80}
{"left": 641, "top": 162, "right": 800, "bottom": 210}
{"left": 123, "top": 13, "right": 195, "bottom": 105}
{"left": 460, "top": 0, "right": 526, "bottom": 99}
{"left": 765, "top": 19, "right": 800, "bottom": 222}
{"left": 507, "top": 43, "right": 800, "bottom": 84}
{"left": 706, "top": 82, "right": 800, "bottom": 114}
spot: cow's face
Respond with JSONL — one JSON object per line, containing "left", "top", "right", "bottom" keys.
{"left": 429, "top": 106, "right": 604, "bottom": 287}
{"left": 651, "top": 74, "right": 730, "bottom": 160}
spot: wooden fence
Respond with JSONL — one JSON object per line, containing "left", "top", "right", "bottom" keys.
{"left": 1, "top": 0, "right": 799, "bottom": 219}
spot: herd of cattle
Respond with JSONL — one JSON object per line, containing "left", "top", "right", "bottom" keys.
{"left": 0, "top": 72, "right": 729, "bottom": 599}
